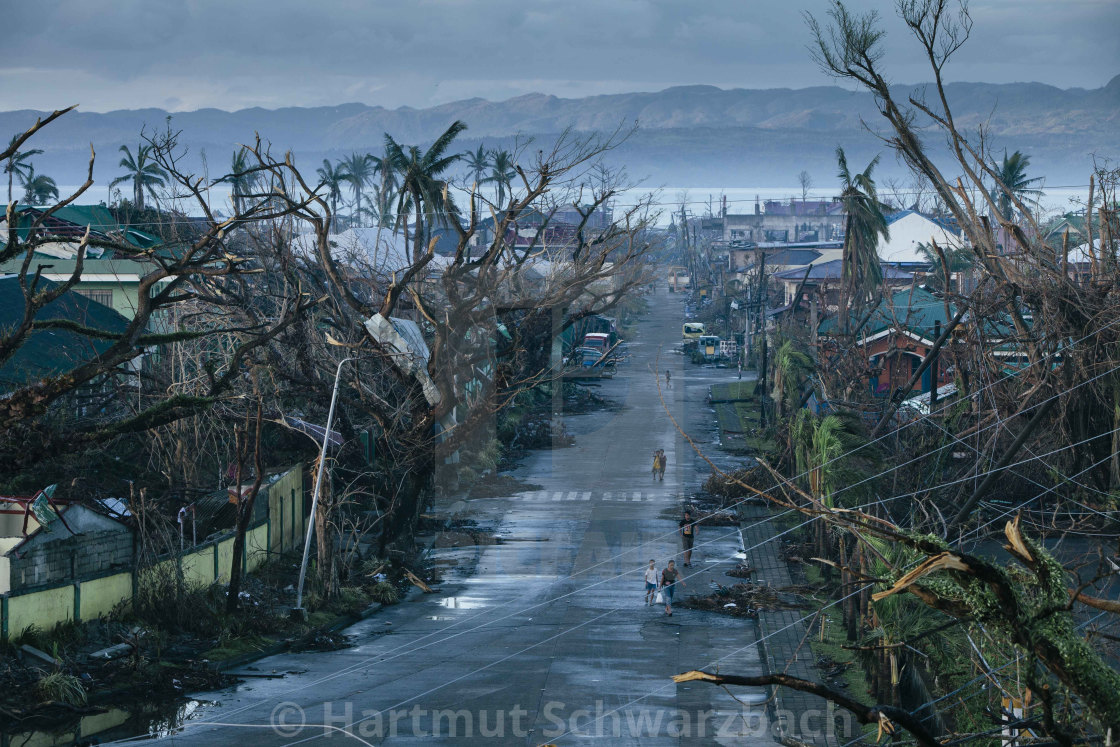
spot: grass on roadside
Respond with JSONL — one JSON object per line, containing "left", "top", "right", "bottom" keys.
{"left": 800, "top": 563, "right": 878, "bottom": 740}
{"left": 710, "top": 381, "right": 755, "bottom": 402}
{"left": 203, "top": 633, "right": 273, "bottom": 661}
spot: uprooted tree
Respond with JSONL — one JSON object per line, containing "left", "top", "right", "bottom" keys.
{"left": 283, "top": 123, "right": 658, "bottom": 589}
{"left": 2, "top": 109, "right": 656, "bottom": 610}
{"left": 681, "top": 1, "right": 1120, "bottom": 742}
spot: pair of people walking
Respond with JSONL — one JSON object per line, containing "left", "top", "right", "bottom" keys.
{"left": 644, "top": 559, "right": 686, "bottom": 615}
{"left": 651, "top": 449, "right": 666, "bottom": 481}
{"left": 641, "top": 508, "right": 699, "bottom": 615}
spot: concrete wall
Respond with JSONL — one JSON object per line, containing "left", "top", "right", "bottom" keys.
{"left": 10, "top": 527, "right": 133, "bottom": 591}
{"left": 725, "top": 212, "right": 846, "bottom": 243}
{"left": 79, "top": 572, "right": 133, "bottom": 620}
{"left": 0, "top": 510, "right": 40, "bottom": 538}
{"left": 6, "top": 583, "right": 73, "bottom": 639}
{"left": 268, "top": 465, "right": 305, "bottom": 554}
{"left": 0, "top": 463, "right": 306, "bottom": 640}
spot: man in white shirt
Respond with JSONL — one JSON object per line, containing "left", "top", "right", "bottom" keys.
{"left": 643, "top": 559, "right": 659, "bottom": 605}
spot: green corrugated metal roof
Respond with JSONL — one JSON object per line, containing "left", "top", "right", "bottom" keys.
{"left": 0, "top": 256, "right": 153, "bottom": 277}
{"left": 12, "top": 205, "right": 160, "bottom": 249}
{"left": 819, "top": 285, "right": 1024, "bottom": 346}
{"left": 819, "top": 286, "right": 955, "bottom": 339}
{"left": 0, "top": 276, "right": 131, "bottom": 391}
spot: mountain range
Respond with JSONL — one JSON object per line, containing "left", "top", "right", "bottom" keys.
{"left": 3, "top": 77, "right": 1116, "bottom": 191}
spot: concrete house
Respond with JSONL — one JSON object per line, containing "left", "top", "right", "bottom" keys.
{"left": 818, "top": 286, "right": 960, "bottom": 397}
{"left": 0, "top": 205, "right": 162, "bottom": 319}
{"left": 0, "top": 498, "right": 132, "bottom": 594}
{"left": 724, "top": 199, "right": 847, "bottom": 245}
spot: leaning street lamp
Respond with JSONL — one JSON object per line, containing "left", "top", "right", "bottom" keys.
{"left": 292, "top": 355, "right": 357, "bottom": 620}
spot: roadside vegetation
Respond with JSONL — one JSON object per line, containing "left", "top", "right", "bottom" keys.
{"left": 675, "top": 1, "right": 1120, "bottom": 742}
{"left": 0, "top": 104, "right": 657, "bottom": 726}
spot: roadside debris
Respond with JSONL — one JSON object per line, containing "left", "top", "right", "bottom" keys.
{"left": 681, "top": 582, "right": 810, "bottom": 618}
{"left": 404, "top": 569, "right": 436, "bottom": 593}
{"left": 726, "top": 564, "right": 754, "bottom": 579}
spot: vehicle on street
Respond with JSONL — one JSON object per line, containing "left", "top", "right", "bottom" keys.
{"left": 683, "top": 322, "right": 705, "bottom": 340}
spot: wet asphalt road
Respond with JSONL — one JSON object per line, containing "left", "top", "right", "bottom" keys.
{"left": 162, "top": 286, "right": 776, "bottom": 746}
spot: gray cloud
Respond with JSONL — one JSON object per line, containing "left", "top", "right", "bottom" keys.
{"left": 1, "top": 0, "right": 1116, "bottom": 112}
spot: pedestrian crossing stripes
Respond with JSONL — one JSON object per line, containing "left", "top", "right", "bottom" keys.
{"left": 507, "top": 490, "right": 668, "bottom": 503}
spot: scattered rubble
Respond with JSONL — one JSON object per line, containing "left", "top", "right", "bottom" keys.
{"left": 680, "top": 582, "right": 810, "bottom": 618}
{"left": 726, "top": 564, "right": 754, "bottom": 579}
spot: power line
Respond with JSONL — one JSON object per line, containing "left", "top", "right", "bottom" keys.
{"left": 142, "top": 315, "right": 1120, "bottom": 738}
{"left": 149, "top": 396, "right": 1120, "bottom": 742}
{"left": 105, "top": 299, "right": 1120, "bottom": 742}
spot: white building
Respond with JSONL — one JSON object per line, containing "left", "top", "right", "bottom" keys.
{"left": 879, "top": 211, "right": 965, "bottom": 265}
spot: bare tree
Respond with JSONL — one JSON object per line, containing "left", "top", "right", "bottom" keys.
{"left": 0, "top": 115, "right": 325, "bottom": 473}
{"left": 681, "top": 3, "right": 1120, "bottom": 740}
{"left": 797, "top": 169, "right": 812, "bottom": 202}
{"left": 284, "top": 126, "right": 657, "bottom": 559}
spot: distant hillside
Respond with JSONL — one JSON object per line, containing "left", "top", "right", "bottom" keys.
{"left": 2, "top": 78, "right": 1116, "bottom": 189}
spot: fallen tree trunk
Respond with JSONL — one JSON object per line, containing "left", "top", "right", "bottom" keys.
{"left": 672, "top": 670, "right": 939, "bottom": 746}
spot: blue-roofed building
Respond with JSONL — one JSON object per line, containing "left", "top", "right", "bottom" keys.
{"left": 772, "top": 259, "right": 915, "bottom": 307}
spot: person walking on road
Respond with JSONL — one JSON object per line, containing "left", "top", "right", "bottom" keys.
{"left": 680, "top": 508, "right": 696, "bottom": 567}
{"left": 651, "top": 449, "right": 662, "bottom": 481}
{"left": 643, "top": 559, "right": 659, "bottom": 605}
{"left": 665, "top": 369, "right": 672, "bottom": 389}
{"left": 656, "top": 449, "right": 666, "bottom": 481}
{"left": 660, "top": 560, "right": 684, "bottom": 615}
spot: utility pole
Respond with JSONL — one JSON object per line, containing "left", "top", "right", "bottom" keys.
{"left": 810, "top": 294, "right": 819, "bottom": 363}
{"left": 755, "top": 251, "right": 767, "bottom": 353}
{"left": 744, "top": 287, "right": 752, "bottom": 365}
{"left": 929, "top": 320, "right": 941, "bottom": 407}
{"left": 755, "top": 252, "right": 768, "bottom": 426}
{"left": 292, "top": 356, "right": 355, "bottom": 619}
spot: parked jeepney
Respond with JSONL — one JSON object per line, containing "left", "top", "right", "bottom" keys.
{"left": 698, "top": 335, "right": 720, "bottom": 361}
{"left": 582, "top": 332, "right": 611, "bottom": 352}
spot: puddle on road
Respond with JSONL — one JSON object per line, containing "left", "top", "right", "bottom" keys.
{"left": 462, "top": 573, "right": 550, "bottom": 585}
{"left": 3, "top": 698, "right": 213, "bottom": 745}
{"left": 438, "top": 596, "right": 490, "bottom": 609}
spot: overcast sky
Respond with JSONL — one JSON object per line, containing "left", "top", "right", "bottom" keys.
{"left": 2, "top": 0, "right": 1117, "bottom": 113}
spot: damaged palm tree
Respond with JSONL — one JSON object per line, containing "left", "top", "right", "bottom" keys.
{"left": 287, "top": 124, "right": 657, "bottom": 558}
{"left": 0, "top": 112, "right": 322, "bottom": 472}
{"left": 682, "top": 439, "right": 1120, "bottom": 739}
{"left": 673, "top": 6, "right": 1120, "bottom": 735}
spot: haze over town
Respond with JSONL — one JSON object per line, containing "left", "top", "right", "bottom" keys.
{"left": 2, "top": 1, "right": 1119, "bottom": 745}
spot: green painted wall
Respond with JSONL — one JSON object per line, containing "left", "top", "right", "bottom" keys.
{"left": 8, "top": 584, "right": 72, "bottom": 639}
{"left": 1, "top": 464, "right": 305, "bottom": 639}
{"left": 79, "top": 573, "right": 133, "bottom": 620}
